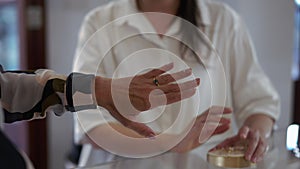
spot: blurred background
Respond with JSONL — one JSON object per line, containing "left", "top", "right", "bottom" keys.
{"left": 0, "top": 0, "right": 297, "bottom": 168}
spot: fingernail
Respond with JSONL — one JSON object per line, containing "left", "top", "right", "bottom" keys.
{"left": 196, "top": 78, "right": 200, "bottom": 85}
{"left": 185, "top": 68, "right": 192, "bottom": 72}
{"left": 148, "top": 133, "right": 156, "bottom": 140}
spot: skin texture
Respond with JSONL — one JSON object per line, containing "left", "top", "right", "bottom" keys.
{"left": 94, "top": 63, "right": 200, "bottom": 137}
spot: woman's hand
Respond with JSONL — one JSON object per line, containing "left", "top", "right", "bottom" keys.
{"left": 128, "top": 63, "right": 200, "bottom": 112}
{"left": 171, "top": 106, "right": 232, "bottom": 153}
{"left": 210, "top": 114, "right": 274, "bottom": 163}
{"left": 95, "top": 63, "right": 200, "bottom": 137}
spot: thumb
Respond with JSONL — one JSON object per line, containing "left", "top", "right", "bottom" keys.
{"left": 107, "top": 105, "right": 156, "bottom": 138}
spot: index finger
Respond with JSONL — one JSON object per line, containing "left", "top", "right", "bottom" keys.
{"left": 238, "top": 126, "right": 250, "bottom": 139}
{"left": 245, "top": 130, "right": 260, "bottom": 161}
{"left": 206, "top": 106, "right": 233, "bottom": 115}
{"left": 156, "top": 68, "right": 192, "bottom": 85}
{"left": 143, "top": 63, "right": 174, "bottom": 78}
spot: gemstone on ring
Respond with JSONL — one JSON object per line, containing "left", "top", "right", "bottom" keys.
{"left": 153, "top": 78, "right": 160, "bottom": 86}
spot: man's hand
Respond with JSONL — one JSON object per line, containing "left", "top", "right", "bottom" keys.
{"left": 95, "top": 63, "right": 200, "bottom": 137}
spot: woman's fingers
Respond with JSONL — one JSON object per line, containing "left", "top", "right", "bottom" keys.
{"left": 158, "top": 78, "right": 200, "bottom": 93}
{"left": 213, "top": 123, "right": 231, "bottom": 135}
{"left": 156, "top": 68, "right": 192, "bottom": 85}
{"left": 193, "top": 107, "right": 232, "bottom": 126}
{"left": 143, "top": 63, "right": 174, "bottom": 78}
{"left": 205, "top": 116, "right": 231, "bottom": 124}
{"left": 197, "top": 117, "right": 231, "bottom": 144}
{"left": 238, "top": 126, "right": 250, "bottom": 139}
{"left": 243, "top": 128, "right": 268, "bottom": 163}
{"left": 251, "top": 139, "right": 267, "bottom": 162}
{"left": 245, "top": 129, "right": 260, "bottom": 161}
{"left": 205, "top": 106, "right": 233, "bottom": 115}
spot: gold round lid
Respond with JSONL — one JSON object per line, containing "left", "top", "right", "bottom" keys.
{"left": 207, "top": 146, "right": 256, "bottom": 168}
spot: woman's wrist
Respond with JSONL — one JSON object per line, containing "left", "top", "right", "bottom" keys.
{"left": 243, "top": 114, "right": 274, "bottom": 138}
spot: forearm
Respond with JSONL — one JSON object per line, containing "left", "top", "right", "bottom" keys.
{"left": 243, "top": 114, "right": 274, "bottom": 138}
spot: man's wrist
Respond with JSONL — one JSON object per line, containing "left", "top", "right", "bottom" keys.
{"left": 65, "top": 73, "right": 97, "bottom": 112}
{"left": 95, "top": 76, "right": 112, "bottom": 108}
